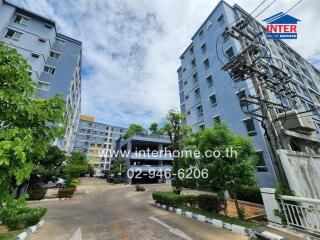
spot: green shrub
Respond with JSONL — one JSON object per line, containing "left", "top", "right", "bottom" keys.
{"left": 152, "top": 191, "right": 184, "bottom": 207}
{"left": 2, "top": 207, "right": 47, "bottom": 230}
{"left": 65, "top": 178, "right": 79, "bottom": 188}
{"left": 172, "top": 189, "right": 181, "bottom": 194}
{"left": 27, "top": 188, "right": 47, "bottom": 200}
{"left": 58, "top": 187, "right": 75, "bottom": 198}
{"left": 183, "top": 195, "right": 198, "bottom": 207}
{"left": 181, "top": 179, "right": 197, "bottom": 189}
{"left": 198, "top": 194, "right": 224, "bottom": 214}
{"left": 231, "top": 186, "right": 263, "bottom": 204}
{"left": 135, "top": 185, "right": 145, "bottom": 192}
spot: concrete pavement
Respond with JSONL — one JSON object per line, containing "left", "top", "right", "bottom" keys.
{"left": 29, "top": 178, "right": 248, "bottom": 240}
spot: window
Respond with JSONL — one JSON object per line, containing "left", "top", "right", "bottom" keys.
{"left": 209, "top": 94, "right": 217, "bottom": 107}
{"left": 197, "top": 105, "right": 203, "bottom": 116}
{"left": 237, "top": 90, "right": 247, "bottom": 106}
{"left": 243, "top": 118, "right": 257, "bottom": 136}
{"left": 184, "top": 80, "right": 187, "bottom": 86}
{"left": 225, "top": 47, "right": 234, "bottom": 59}
{"left": 223, "top": 33, "right": 229, "bottom": 42}
{"left": 55, "top": 38, "right": 66, "bottom": 45}
{"left": 300, "top": 86, "right": 311, "bottom": 99}
{"left": 199, "top": 29, "right": 204, "bottom": 39}
{"left": 189, "top": 46, "right": 194, "bottom": 54}
{"left": 193, "top": 73, "right": 198, "bottom": 81}
{"left": 14, "top": 14, "right": 30, "bottom": 26}
{"left": 191, "top": 59, "right": 196, "bottom": 68}
{"left": 43, "top": 65, "right": 56, "bottom": 75}
{"left": 213, "top": 116, "right": 220, "bottom": 124}
{"left": 37, "top": 81, "right": 50, "bottom": 91}
{"left": 183, "top": 67, "right": 186, "bottom": 72}
{"left": 204, "top": 59, "right": 210, "bottom": 69}
{"left": 185, "top": 94, "right": 189, "bottom": 100}
{"left": 31, "top": 53, "right": 40, "bottom": 58}
{"left": 199, "top": 124, "right": 205, "bottom": 130}
{"left": 4, "top": 29, "right": 22, "bottom": 41}
{"left": 38, "top": 37, "right": 46, "bottom": 43}
{"left": 194, "top": 88, "right": 200, "bottom": 98}
{"left": 45, "top": 23, "right": 52, "bottom": 29}
{"left": 206, "top": 75, "right": 213, "bottom": 87}
{"left": 217, "top": 14, "right": 225, "bottom": 26}
{"left": 50, "top": 51, "right": 61, "bottom": 59}
{"left": 187, "top": 110, "right": 191, "bottom": 115}
{"left": 201, "top": 44, "right": 207, "bottom": 53}
{"left": 256, "top": 151, "right": 268, "bottom": 172}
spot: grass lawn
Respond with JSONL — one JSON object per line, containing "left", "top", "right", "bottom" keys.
{"left": 179, "top": 205, "right": 262, "bottom": 229}
{"left": 0, "top": 230, "right": 24, "bottom": 240}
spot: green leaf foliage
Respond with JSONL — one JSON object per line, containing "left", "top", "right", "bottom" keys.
{"left": 0, "top": 43, "right": 66, "bottom": 201}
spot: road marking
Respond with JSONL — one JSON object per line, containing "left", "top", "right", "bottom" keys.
{"left": 148, "top": 216, "right": 194, "bottom": 240}
{"left": 112, "top": 220, "right": 128, "bottom": 240}
{"left": 69, "top": 227, "right": 82, "bottom": 240}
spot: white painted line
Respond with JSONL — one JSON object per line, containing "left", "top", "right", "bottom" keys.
{"left": 69, "top": 227, "right": 82, "bottom": 240}
{"left": 148, "top": 216, "right": 194, "bottom": 240}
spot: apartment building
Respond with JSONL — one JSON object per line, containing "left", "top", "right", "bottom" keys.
{"left": 73, "top": 115, "right": 127, "bottom": 171}
{"left": 0, "top": 0, "right": 82, "bottom": 153}
{"left": 177, "top": 0, "right": 320, "bottom": 187}
{"left": 116, "top": 133, "right": 173, "bottom": 184}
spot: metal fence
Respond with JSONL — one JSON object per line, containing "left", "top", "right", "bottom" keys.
{"left": 280, "top": 195, "right": 320, "bottom": 235}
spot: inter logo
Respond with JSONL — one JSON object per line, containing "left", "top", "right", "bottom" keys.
{"left": 263, "top": 12, "right": 300, "bottom": 40}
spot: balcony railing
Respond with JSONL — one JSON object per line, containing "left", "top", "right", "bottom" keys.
{"left": 280, "top": 195, "right": 320, "bottom": 236}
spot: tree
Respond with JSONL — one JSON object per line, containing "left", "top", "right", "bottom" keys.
{"left": 182, "top": 123, "right": 258, "bottom": 219}
{"left": 123, "top": 124, "right": 147, "bottom": 139}
{"left": 110, "top": 157, "right": 128, "bottom": 180}
{"left": 29, "top": 146, "right": 67, "bottom": 188}
{"left": 63, "top": 151, "right": 91, "bottom": 179}
{"left": 149, "top": 122, "right": 159, "bottom": 136}
{"left": 160, "top": 109, "right": 190, "bottom": 193}
{"left": 0, "top": 43, "right": 66, "bottom": 201}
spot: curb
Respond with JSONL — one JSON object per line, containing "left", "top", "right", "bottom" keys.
{"left": 155, "top": 202, "right": 286, "bottom": 239}
{"left": 28, "top": 195, "right": 83, "bottom": 203}
{"left": 155, "top": 202, "right": 252, "bottom": 236}
{"left": 15, "top": 220, "right": 44, "bottom": 240}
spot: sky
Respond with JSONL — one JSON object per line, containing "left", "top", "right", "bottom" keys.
{"left": 13, "top": 0, "right": 320, "bottom": 128}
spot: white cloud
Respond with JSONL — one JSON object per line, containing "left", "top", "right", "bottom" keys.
{"left": 14, "top": 0, "right": 320, "bottom": 127}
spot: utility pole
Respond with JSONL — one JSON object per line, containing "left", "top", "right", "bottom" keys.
{"left": 221, "top": 11, "right": 319, "bottom": 186}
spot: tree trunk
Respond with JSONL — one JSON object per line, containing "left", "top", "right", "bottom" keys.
{"left": 233, "top": 192, "right": 244, "bottom": 219}
{"left": 173, "top": 142, "right": 181, "bottom": 194}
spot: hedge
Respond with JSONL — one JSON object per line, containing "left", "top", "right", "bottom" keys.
{"left": 183, "top": 195, "right": 198, "bottom": 207}
{"left": 152, "top": 191, "right": 184, "bottom": 207}
{"left": 231, "top": 186, "right": 263, "bottom": 204}
{"left": 58, "top": 187, "right": 76, "bottom": 198}
{"left": 27, "top": 188, "right": 47, "bottom": 200}
{"left": 2, "top": 207, "right": 47, "bottom": 230}
{"left": 198, "top": 194, "right": 224, "bottom": 214}
{"left": 65, "top": 178, "right": 79, "bottom": 188}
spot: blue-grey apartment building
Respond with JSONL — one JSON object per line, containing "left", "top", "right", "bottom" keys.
{"left": 0, "top": 0, "right": 82, "bottom": 153}
{"left": 178, "top": 0, "right": 320, "bottom": 187}
{"left": 73, "top": 115, "right": 127, "bottom": 171}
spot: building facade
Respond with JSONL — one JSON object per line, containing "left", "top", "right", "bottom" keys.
{"left": 177, "top": 0, "right": 320, "bottom": 187}
{"left": 0, "top": 0, "right": 82, "bottom": 153}
{"left": 116, "top": 133, "right": 173, "bottom": 184}
{"left": 73, "top": 115, "right": 127, "bottom": 171}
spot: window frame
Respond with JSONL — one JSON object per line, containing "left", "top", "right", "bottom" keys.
{"left": 4, "top": 28, "right": 22, "bottom": 41}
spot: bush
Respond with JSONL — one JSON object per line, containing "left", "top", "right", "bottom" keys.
{"left": 65, "top": 178, "right": 79, "bottom": 188}
{"left": 135, "top": 185, "right": 145, "bottom": 192}
{"left": 152, "top": 191, "right": 184, "bottom": 207}
{"left": 181, "top": 179, "right": 197, "bottom": 189}
{"left": 27, "top": 188, "right": 47, "bottom": 200}
{"left": 198, "top": 194, "right": 224, "bottom": 214}
{"left": 58, "top": 187, "right": 75, "bottom": 198}
{"left": 2, "top": 207, "right": 47, "bottom": 230}
{"left": 183, "top": 195, "right": 198, "bottom": 207}
{"left": 231, "top": 186, "right": 263, "bottom": 204}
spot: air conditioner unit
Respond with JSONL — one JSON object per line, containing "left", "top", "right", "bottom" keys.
{"left": 278, "top": 110, "right": 316, "bottom": 134}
